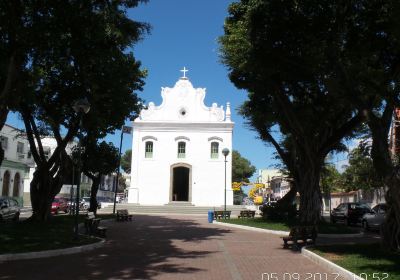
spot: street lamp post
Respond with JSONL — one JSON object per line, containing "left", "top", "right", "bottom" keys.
{"left": 72, "top": 98, "right": 90, "bottom": 240}
{"left": 69, "top": 164, "right": 75, "bottom": 215}
{"left": 222, "top": 148, "right": 230, "bottom": 218}
{"left": 113, "top": 125, "right": 132, "bottom": 214}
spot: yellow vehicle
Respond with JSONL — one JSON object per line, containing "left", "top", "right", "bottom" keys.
{"left": 254, "top": 195, "right": 263, "bottom": 205}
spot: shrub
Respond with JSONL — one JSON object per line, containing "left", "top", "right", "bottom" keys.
{"left": 261, "top": 203, "right": 297, "bottom": 221}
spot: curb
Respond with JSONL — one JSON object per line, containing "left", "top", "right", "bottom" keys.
{"left": 301, "top": 247, "right": 363, "bottom": 280}
{"left": 214, "top": 221, "right": 364, "bottom": 239}
{"left": 213, "top": 221, "right": 289, "bottom": 236}
{"left": 0, "top": 237, "right": 105, "bottom": 262}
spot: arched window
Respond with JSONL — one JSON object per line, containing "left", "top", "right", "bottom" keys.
{"left": 211, "top": 142, "right": 219, "bottom": 159}
{"left": 13, "top": 173, "right": 20, "bottom": 197}
{"left": 2, "top": 170, "right": 10, "bottom": 196}
{"left": 145, "top": 141, "right": 153, "bottom": 158}
{"left": 177, "top": 142, "right": 186, "bottom": 158}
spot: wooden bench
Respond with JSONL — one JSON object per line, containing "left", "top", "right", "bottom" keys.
{"left": 238, "top": 210, "right": 256, "bottom": 218}
{"left": 85, "top": 212, "right": 107, "bottom": 237}
{"left": 282, "top": 226, "right": 317, "bottom": 250}
{"left": 116, "top": 209, "right": 132, "bottom": 221}
{"left": 213, "top": 210, "right": 231, "bottom": 220}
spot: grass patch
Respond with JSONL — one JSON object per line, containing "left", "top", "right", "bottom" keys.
{"left": 310, "top": 243, "right": 400, "bottom": 280}
{"left": 219, "top": 217, "right": 294, "bottom": 231}
{"left": 0, "top": 214, "right": 114, "bottom": 254}
{"left": 317, "top": 221, "right": 360, "bottom": 234}
{"left": 219, "top": 218, "right": 359, "bottom": 234}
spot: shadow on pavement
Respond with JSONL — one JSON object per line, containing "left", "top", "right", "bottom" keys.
{"left": 0, "top": 214, "right": 231, "bottom": 280}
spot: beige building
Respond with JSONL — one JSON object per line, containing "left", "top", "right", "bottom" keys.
{"left": 256, "top": 169, "right": 281, "bottom": 185}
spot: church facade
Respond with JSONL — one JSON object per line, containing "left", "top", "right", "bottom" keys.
{"left": 127, "top": 71, "right": 234, "bottom": 206}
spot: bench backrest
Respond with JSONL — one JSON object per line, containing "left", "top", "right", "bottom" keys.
{"left": 117, "top": 209, "right": 129, "bottom": 215}
{"left": 87, "top": 212, "right": 95, "bottom": 219}
{"left": 289, "top": 226, "right": 317, "bottom": 238}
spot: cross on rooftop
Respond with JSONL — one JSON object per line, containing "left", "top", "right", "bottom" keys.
{"left": 180, "top": 67, "right": 188, "bottom": 78}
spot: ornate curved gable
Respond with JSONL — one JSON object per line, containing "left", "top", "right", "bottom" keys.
{"left": 138, "top": 75, "right": 229, "bottom": 123}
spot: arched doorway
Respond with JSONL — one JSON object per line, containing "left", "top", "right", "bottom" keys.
{"left": 13, "top": 173, "right": 20, "bottom": 197}
{"left": 170, "top": 163, "right": 191, "bottom": 202}
{"left": 2, "top": 171, "right": 10, "bottom": 196}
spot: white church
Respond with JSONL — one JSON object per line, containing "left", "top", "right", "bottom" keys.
{"left": 127, "top": 69, "right": 234, "bottom": 206}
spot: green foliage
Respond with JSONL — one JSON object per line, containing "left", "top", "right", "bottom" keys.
{"left": 321, "top": 145, "right": 383, "bottom": 193}
{"left": 78, "top": 140, "right": 119, "bottom": 177}
{"left": 121, "top": 149, "right": 132, "bottom": 173}
{"left": 232, "top": 150, "right": 256, "bottom": 183}
{"left": 320, "top": 164, "right": 343, "bottom": 193}
{"left": 1, "top": 1, "right": 150, "bottom": 220}
{"left": 261, "top": 204, "right": 297, "bottom": 221}
{"left": 220, "top": 0, "right": 361, "bottom": 225}
{"left": 341, "top": 147, "right": 382, "bottom": 191}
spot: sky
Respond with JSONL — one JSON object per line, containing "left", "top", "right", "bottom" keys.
{"left": 126, "top": 0, "right": 278, "bottom": 178}
{"left": 5, "top": 0, "right": 349, "bottom": 180}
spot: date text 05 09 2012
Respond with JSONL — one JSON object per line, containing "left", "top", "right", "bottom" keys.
{"left": 261, "top": 273, "right": 390, "bottom": 280}
{"left": 261, "top": 273, "right": 340, "bottom": 280}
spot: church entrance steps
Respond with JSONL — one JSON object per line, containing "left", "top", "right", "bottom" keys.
{"left": 165, "top": 202, "right": 194, "bottom": 206}
{"left": 98, "top": 203, "right": 248, "bottom": 216}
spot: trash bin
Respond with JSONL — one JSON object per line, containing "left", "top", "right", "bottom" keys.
{"left": 208, "top": 210, "right": 214, "bottom": 223}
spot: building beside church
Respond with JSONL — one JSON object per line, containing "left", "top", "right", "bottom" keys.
{"left": 0, "top": 124, "right": 33, "bottom": 206}
{"left": 128, "top": 70, "right": 234, "bottom": 206}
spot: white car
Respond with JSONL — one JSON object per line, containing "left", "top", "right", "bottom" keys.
{"left": 362, "top": 203, "right": 387, "bottom": 230}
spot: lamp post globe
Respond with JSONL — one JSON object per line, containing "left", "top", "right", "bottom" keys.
{"left": 73, "top": 97, "right": 91, "bottom": 114}
{"left": 72, "top": 97, "right": 90, "bottom": 240}
{"left": 222, "top": 148, "right": 230, "bottom": 216}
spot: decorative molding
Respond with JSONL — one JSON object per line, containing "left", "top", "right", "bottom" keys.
{"left": 174, "top": 136, "right": 190, "bottom": 142}
{"left": 141, "top": 136, "right": 158, "bottom": 142}
{"left": 208, "top": 136, "right": 223, "bottom": 142}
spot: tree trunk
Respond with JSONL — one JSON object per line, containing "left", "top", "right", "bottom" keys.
{"left": 29, "top": 153, "right": 69, "bottom": 221}
{"left": 29, "top": 167, "right": 53, "bottom": 221}
{"left": 297, "top": 164, "right": 323, "bottom": 225}
{"left": 382, "top": 173, "right": 400, "bottom": 251}
{"left": 88, "top": 175, "right": 101, "bottom": 213}
{"left": 370, "top": 120, "right": 400, "bottom": 252}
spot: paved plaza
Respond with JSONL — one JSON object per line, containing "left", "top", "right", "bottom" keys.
{"left": 0, "top": 215, "right": 346, "bottom": 280}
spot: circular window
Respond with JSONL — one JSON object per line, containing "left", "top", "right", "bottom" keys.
{"left": 179, "top": 108, "right": 187, "bottom": 117}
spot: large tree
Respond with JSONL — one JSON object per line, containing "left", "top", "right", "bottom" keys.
{"left": 220, "top": 0, "right": 362, "bottom": 225}
{"left": 310, "top": 0, "right": 400, "bottom": 251}
{"left": 15, "top": 1, "right": 149, "bottom": 221}
{"left": 232, "top": 150, "right": 256, "bottom": 183}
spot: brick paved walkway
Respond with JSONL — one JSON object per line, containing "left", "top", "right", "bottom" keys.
{"left": 0, "top": 215, "right": 346, "bottom": 280}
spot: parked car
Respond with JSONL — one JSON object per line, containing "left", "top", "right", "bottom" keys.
{"left": 51, "top": 197, "right": 69, "bottom": 214}
{"left": 330, "top": 202, "right": 371, "bottom": 225}
{"left": 362, "top": 203, "right": 387, "bottom": 230}
{"left": 0, "top": 197, "right": 20, "bottom": 222}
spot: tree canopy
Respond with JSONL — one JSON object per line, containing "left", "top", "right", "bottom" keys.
{"left": 121, "top": 149, "right": 132, "bottom": 174}
{"left": 232, "top": 150, "right": 256, "bottom": 183}
{"left": 2, "top": 1, "right": 149, "bottom": 221}
{"left": 220, "top": 0, "right": 400, "bottom": 249}
{"left": 220, "top": 0, "right": 362, "bottom": 224}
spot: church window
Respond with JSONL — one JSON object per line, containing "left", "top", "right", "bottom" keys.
{"left": 145, "top": 141, "right": 153, "bottom": 158}
{"left": 211, "top": 142, "right": 219, "bottom": 159}
{"left": 178, "top": 142, "right": 186, "bottom": 158}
